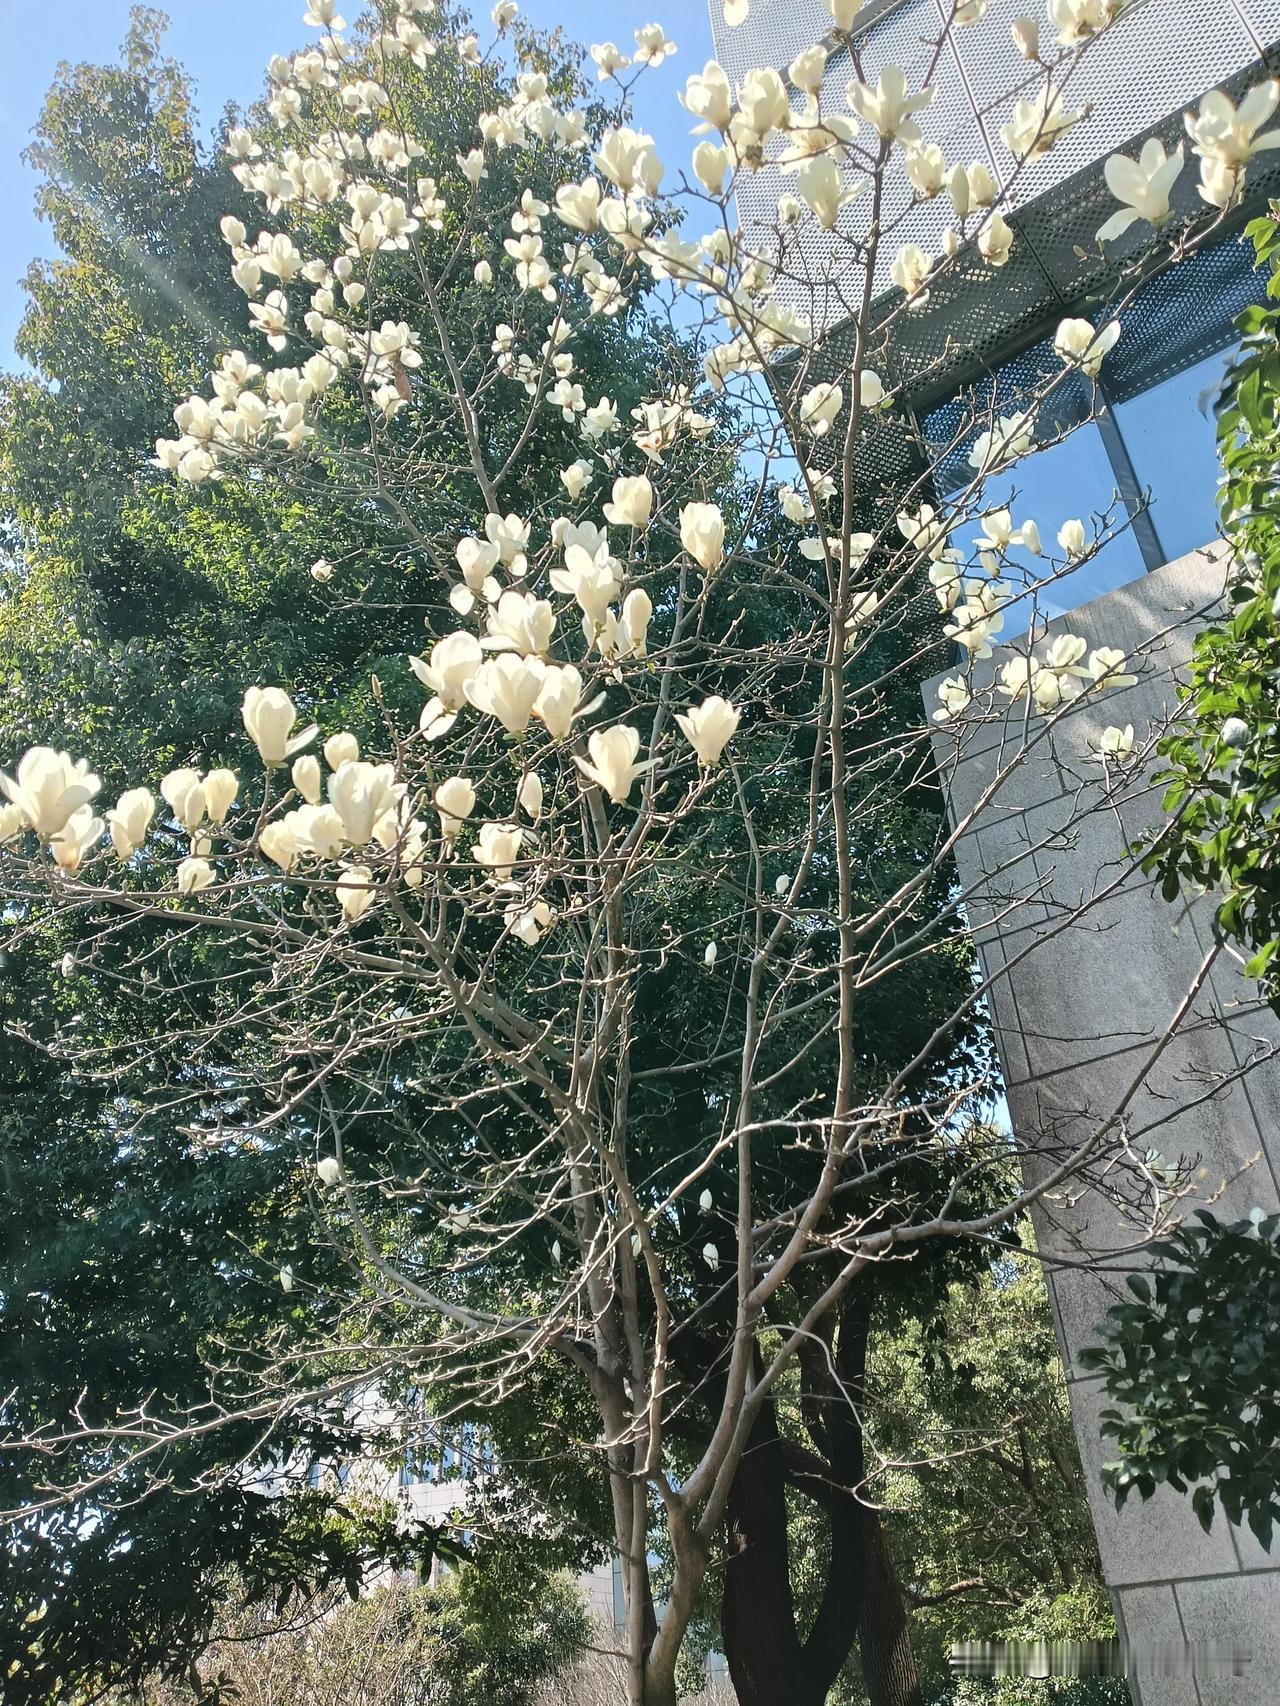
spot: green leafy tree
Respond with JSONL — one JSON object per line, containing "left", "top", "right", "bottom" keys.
{"left": 1144, "top": 205, "right": 1280, "bottom": 993}
{"left": 1080, "top": 1209, "right": 1280, "bottom": 1553}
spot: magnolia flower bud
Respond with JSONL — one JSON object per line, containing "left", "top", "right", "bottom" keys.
{"left": 324, "top": 732, "right": 360, "bottom": 771}
{"left": 336, "top": 865, "right": 375, "bottom": 921}
{"left": 701, "top": 1241, "right": 720, "bottom": 1269}
{"left": 435, "top": 775, "right": 477, "bottom": 841}
{"left": 243, "top": 686, "right": 317, "bottom": 766}
{"left": 602, "top": 475, "right": 653, "bottom": 530}
{"left": 775, "top": 874, "right": 790, "bottom": 897}
{"left": 679, "top": 502, "right": 726, "bottom": 574}
{"left": 704, "top": 941, "right": 718, "bottom": 966}
{"left": 316, "top": 1157, "right": 341, "bottom": 1187}
{"left": 517, "top": 772, "right": 544, "bottom": 819}
{"left": 676, "top": 696, "right": 741, "bottom": 767}
{"left": 1058, "top": 519, "right": 1087, "bottom": 558}
{"left": 474, "top": 259, "right": 492, "bottom": 285}
{"left": 1012, "top": 16, "right": 1040, "bottom": 57}
{"left": 560, "top": 460, "right": 593, "bottom": 500}
{"left": 204, "top": 768, "right": 239, "bottom": 825}
{"left": 573, "top": 726, "right": 650, "bottom": 804}
{"left": 698, "top": 1188, "right": 713, "bottom": 1212}
{"left": 176, "top": 856, "right": 215, "bottom": 895}
{"left": 279, "top": 1266, "right": 295, "bottom": 1292}
{"left": 292, "top": 755, "right": 322, "bottom": 805}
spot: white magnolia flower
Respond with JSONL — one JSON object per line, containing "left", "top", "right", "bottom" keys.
{"left": 176, "top": 856, "right": 216, "bottom": 896}
{"left": 590, "top": 41, "right": 632, "bottom": 80}
{"left": 484, "top": 589, "right": 556, "bottom": 657}
{"left": 998, "top": 9, "right": 1036, "bottom": 54}
{"left": 676, "top": 696, "right": 740, "bottom": 766}
{"left": 1002, "top": 86, "right": 1081, "bottom": 160}
{"left": 699, "top": 1186, "right": 714, "bottom": 1212}
{"left": 259, "top": 821, "right": 301, "bottom": 872}
{"left": 1058, "top": 519, "right": 1087, "bottom": 558}
{"left": 555, "top": 178, "right": 602, "bottom": 232}
{"left": 1097, "top": 140, "right": 1184, "bottom": 240}
{"left": 1048, "top": 0, "right": 1123, "bottom": 44}
{"left": 933, "top": 676, "right": 972, "bottom": 721}
{"left": 316, "top": 1157, "right": 342, "bottom": 1187}
{"left": 506, "top": 896, "right": 556, "bottom": 946}
{"left": 890, "top": 243, "right": 933, "bottom": 300}
{"left": 1186, "top": 82, "right": 1280, "bottom": 169}
{"left": 693, "top": 141, "right": 731, "bottom": 196}
{"left": 603, "top": 475, "right": 653, "bottom": 530}
{"left": 799, "top": 381, "right": 842, "bottom": 437}
{"left": 242, "top": 686, "right": 317, "bottom": 766}
{"left": 473, "top": 820, "right": 525, "bottom": 881}
{"left": 466, "top": 653, "right": 547, "bottom": 734}
{"left": 701, "top": 1241, "right": 720, "bottom": 1269}
{"left": 1198, "top": 155, "right": 1245, "bottom": 212}
{"left": 680, "top": 62, "right": 733, "bottom": 134}
{"left": 534, "top": 664, "right": 594, "bottom": 739}
{"left": 517, "top": 772, "right": 544, "bottom": 819}
{"left": 968, "top": 412, "right": 1035, "bottom": 473}
{"left": 1096, "top": 723, "right": 1135, "bottom": 758}
{"left": 977, "top": 510, "right": 1040, "bottom": 555}
{"left": 793, "top": 156, "right": 856, "bottom": 230}
{"left": 905, "top": 145, "right": 946, "bottom": 198}
{"left": 574, "top": 724, "right": 650, "bottom": 803}
{"left": 703, "top": 941, "right": 718, "bottom": 966}
{"left": 435, "top": 775, "right": 477, "bottom": 842}
{"left": 595, "top": 127, "right": 663, "bottom": 197}
{"left": 1, "top": 748, "right": 101, "bottom": 840}
{"left": 560, "top": 459, "right": 594, "bottom": 499}
{"left": 846, "top": 67, "right": 934, "bottom": 144}
{"left": 49, "top": 806, "right": 104, "bottom": 874}
{"left": 203, "top": 768, "right": 238, "bottom": 825}
{"left": 279, "top": 1266, "right": 295, "bottom": 1293}
{"left": 292, "top": 754, "right": 323, "bottom": 805}
{"left": 945, "top": 603, "right": 1004, "bottom": 658}
{"left": 1054, "top": 317, "right": 1121, "bottom": 376}
{"left": 336, "top": 865, "right": 375, "bottom": 921}
{"left": 411, "top": 631, "right": 483, "bottom": 737}
{"left": 324, "top": 731, "right": 359, "bottom": 771}
{"left": 977, "top": 211, "right": 1015, "bottom": 266}
{"left": 107, "top": 787, "right": 156, "bottom": 859}
{"left": 329, "top": 761, "right": 400, "bottom": 847}
{"left": 633, "top": 24, "right": 676, "bottom": 67}
{"left": 789, "top": 45, "right": 828, "bottom": 95}
{"left": 1089, "top": 647, "right": 1137, "bottom": 688}
{"left": 948, "top": 160, "right": 998, "bottom": 217}
{"left": 679, "top": 502, "right": 726, "bottom": 573}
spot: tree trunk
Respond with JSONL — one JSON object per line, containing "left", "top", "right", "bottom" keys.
{"left": 859, "top": 1510, "right": 924, "bottom": 1706}
{"left": 721, "top": 1356, "right": 821, "bottom": 1706}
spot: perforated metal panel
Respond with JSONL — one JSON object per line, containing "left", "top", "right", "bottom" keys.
{"left": 708, "top": 0, "right": 1280, "bottom": 384}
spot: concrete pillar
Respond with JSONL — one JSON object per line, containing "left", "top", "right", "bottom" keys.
{"left": 926, "top": 546, "right": 1280, "bottom": 1704}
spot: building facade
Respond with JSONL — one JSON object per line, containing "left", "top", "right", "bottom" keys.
{"left": 705, "top": 1, "right": 1280, "bottom": 1701}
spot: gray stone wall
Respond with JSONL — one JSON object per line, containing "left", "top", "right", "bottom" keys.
{"left": 926, "top": 548, "right": 1280, "bottom": 1705}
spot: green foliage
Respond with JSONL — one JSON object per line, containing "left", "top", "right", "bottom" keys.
{"left": 866, "top": 1257, "right": 1122, "bottom": 1706}
{"left": 1079, "top": 1208, "right": 1280, "bottom": 1552}
{"left": 1142, "top": 208, "right": 1280, "bottom": 995}
{"left": 134, "top": 1560, "right": 589, "bottom": 1706}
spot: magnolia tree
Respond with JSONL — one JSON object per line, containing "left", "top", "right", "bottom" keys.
{"left": 3, "top": 1, "right": 1276, "bottom": 1702}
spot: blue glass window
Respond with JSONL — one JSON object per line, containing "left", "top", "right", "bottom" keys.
{"left": 1111, "top": 348, "right": 1229, "bottom": 564}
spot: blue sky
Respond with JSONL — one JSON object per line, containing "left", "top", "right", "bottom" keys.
{"left": 0, "top": 0, "right": 715, "bottom": 361}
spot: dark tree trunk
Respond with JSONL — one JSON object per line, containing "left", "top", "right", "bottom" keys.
{"left": 859, "top": 1509, "right": 924, "bottom": 1706}
{"left": 719, "top": 1283, "right": 925, "bottom": 1706}
{"left": 721, "top": 1349, "right": 820, "bottom": 1706}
